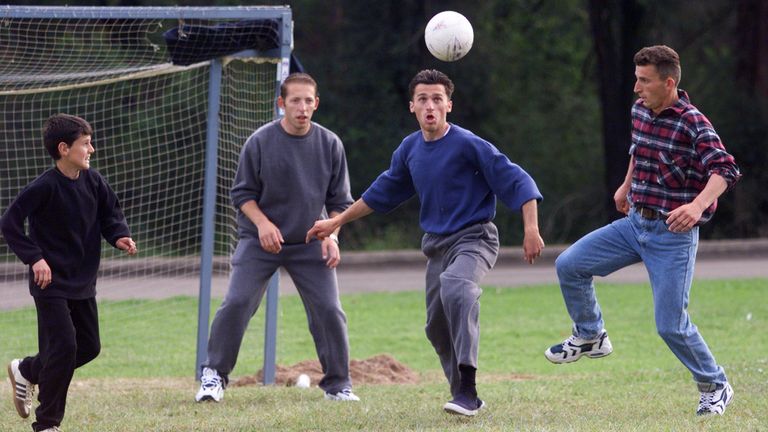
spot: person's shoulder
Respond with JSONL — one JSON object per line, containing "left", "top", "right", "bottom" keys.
{"left": 22, "top": 168, "right": 57, "bottom": 191}
{"left": 250, "top": 120, "right": 281, "bottom": 140}
{"left": 309, "top": 122, "right": 343, "bottom": 143}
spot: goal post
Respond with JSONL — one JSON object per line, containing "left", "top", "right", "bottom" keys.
{"left": 0, "top": 6, "right": 292, "bottom": 383}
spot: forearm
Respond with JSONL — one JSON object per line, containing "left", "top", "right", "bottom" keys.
{"left": 521, "top": 199, "right": 540, "bottom": 234}
{"left": 336, "top": 198, "right": 374, "bottom": 226}
{"left": 239, "top": 200, "right": 270, "bottom": 226}
{"left": 691, "top": 174, "right": 728, "bottom": 212}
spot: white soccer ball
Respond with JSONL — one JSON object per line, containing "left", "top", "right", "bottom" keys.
{"left": 296, "top": 373, "right": 310, "bottom": 388}
{"left": 424, "top": 11, "right": 474, "bottom": 62}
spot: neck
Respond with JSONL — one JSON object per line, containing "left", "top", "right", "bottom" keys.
{"left": 56, "top": 162, "right": 81, "bottom": 180}
{"left": 422, "top": 123, "right": 450, "bottom": 142}
{"left": 653, "top": 89, "right": 680, "bottom": 115}
{"left": 280, "top": 118, "right": 311, "bottom": 136}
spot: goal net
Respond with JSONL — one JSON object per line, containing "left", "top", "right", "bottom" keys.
{"left": 0, "top": 7, "right": 290, "bottom": 377}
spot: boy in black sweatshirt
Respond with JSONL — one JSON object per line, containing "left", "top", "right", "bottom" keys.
{"left": 2, "top": 114, "right": 137, "bottom": 432}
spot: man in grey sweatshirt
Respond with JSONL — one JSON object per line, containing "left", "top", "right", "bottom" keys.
{"left": 195, "top": 73, "right": 358, "bottom": 403}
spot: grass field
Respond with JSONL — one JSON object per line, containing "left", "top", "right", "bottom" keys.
{"left": 1, "top": 278, "right": 766, "bottom": 431}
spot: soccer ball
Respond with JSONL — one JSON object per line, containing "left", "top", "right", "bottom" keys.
{"left": 424, "top": 11, "right": 474, "bottom": 62}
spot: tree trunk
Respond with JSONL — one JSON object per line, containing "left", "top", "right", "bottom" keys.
{"left": 588, "top": 0, "right": 644, "bottom": 220}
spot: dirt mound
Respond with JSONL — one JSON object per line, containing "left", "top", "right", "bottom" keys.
{"left": 231, "top": 353, "right": 419, "bottom": 387}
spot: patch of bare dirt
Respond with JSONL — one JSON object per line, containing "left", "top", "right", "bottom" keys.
{"left": 231, "top": 353, "right": 419, "bottom": 387}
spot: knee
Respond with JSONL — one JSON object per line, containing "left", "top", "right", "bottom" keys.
{"left": 656, "top": 325, "right": 684, "bottom": 343}
{"left": 439, "top": 272, "right": 480, "bottom": 303}
{"left": 78, "top": 342, "right": 101, "bottom": 366}
{"left": 555, "top": 250, "right": 576, "bottom": 277}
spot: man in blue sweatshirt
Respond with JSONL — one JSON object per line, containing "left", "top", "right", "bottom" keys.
{"left": 2, "top": 114, "right": 137, "bottom": 432}
{"left": 306, "top": 69, "right": 544, "bottom": 416}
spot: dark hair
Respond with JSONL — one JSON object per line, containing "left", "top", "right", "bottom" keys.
{"left": 408, "top": 69, "right": 454, "bottom": 99}
{"left": 43, "top": 114, "right": 93, "bottom": 160}
{"left": 633, "top": 45, "right": 682, "bottom": 85}
{"left": 280, "top": 72, "right": 318, "bottom": 99}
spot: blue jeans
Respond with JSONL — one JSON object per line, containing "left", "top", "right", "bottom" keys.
{"left": 555, "top": 207, "right": 727, "bottom": 385}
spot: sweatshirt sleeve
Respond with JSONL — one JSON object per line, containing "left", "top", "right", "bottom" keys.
{"left": 96, "top": 172, "right": 131, "bottom": 246}
{"left": 1, "top": 183, "right": 46, "bottom": 265}
{"left": 231, "top": 136, "right": 263, "bottom": 210}
{"left": 361, "top": 142, "right": 417, "bottom": 214}
{"left": 476, "top": 140, "right": 542, "bottom": 211}
{"left": 325, "top": 137, "right": 354, "bottom": 214}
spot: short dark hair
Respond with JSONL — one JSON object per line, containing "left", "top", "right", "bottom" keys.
{"left": 280, "top": 73, "right": 318, "bottom": 99}
{"left": 408, "top": 69, "right": 454, "bottom": 100}
{"left": 633, "top": 45, "right": 682, "bottom": 85}
{"left": 43, "top": 114, "right": 93, "bottom": 160}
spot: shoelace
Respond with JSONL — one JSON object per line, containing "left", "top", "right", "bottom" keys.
{"left": 201, "top": 372, "right": 222, "bottom": 389}
{"left": 698, "top": 390, "right": 715, "bottom": 409}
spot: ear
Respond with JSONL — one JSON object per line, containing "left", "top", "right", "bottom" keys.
{"left": 57, "top": 141, "right": 69, "bottom": 158}
{"left": 446, "top": 99, "right": 453, "bottom": 113}
{"left": 313, "top": 96, "right": 320, "bottom": 110}
{"left": 665, "top": 76, "right": 677, "bottom": 90}
{"left": 409, "top": 101, "right": 415, "bottom": 113}
{"left": 277, "top": 96, "right": 285, "bottom": 109}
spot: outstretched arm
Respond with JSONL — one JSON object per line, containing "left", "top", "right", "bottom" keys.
{"left": 306, "top": 199, "right": 374, "bottom": 243}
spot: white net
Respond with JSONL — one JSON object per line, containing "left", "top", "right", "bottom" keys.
{"left": 0, "top": 12, "right": 281, "bottom": 376}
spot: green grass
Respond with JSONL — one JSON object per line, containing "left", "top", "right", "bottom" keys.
{"left": 1, "top": 279, "right": 766, "bottom": 431}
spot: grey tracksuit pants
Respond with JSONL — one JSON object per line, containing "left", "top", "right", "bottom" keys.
{"left": 421, "top": 222, "right": 499, "bottom": 397}
{"left": 204, "top": 237, "right": 351, "bottom": 393}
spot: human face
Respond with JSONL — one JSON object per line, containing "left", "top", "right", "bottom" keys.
{"left": 634, "top": 64, "right": 677, "bottom": 114}
{"left": 409, "top": 83, "right": 453, "bottom": 141}
{"left": 57, "top": 134, "right": 94, "bottom": 176}
{"left": 278, "top": 82, "right": 319, "bottom": 136}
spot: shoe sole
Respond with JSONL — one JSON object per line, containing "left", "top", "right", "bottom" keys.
{"left": 7, "top": 362, "right": 30, "bottom": 419}
{"left": 195, "top": 395, "right": 221, "bottom": 403}
{"left": 443, "top": 402, "right": 478, "bottom": 416}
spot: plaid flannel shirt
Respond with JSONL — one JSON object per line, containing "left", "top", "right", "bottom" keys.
{"left": 628, "top": 90, "right": 741, "bottom": 225}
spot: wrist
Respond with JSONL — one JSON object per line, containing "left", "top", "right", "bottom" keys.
{"left": 328, "top": 233, "right": 339, "bottom": 244}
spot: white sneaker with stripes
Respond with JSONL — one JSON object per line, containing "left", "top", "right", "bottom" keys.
{"left": 7, "top": 359, "right": 34, "bottom": 418}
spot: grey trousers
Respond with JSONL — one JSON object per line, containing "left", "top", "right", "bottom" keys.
{"left": 421, "top": 222, "right": 499, "bottom": 397}
{"left": 204, "top": 237, "right": 351, "bottom": 393}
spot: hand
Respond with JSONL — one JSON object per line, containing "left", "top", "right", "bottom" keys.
{"left": 321, "top": 237, "right": 341, "bottom": 268}
{"left": 32, "top": 259, "right": 52, "bottom": 289}
{"left": 116, "top": 237, "right": 138, "bottom": 255}
{"left": 613, "top": 184, "right": 630, "bottom": 215}
{"left": 306, "top": 218, "right": 340, "bottom": 243}
{"left": 523, "top": 230, "right": 545, "bottom": 264}
{"left": 665, "top": 202, "right": 703, "bottom": 233}
{"left": 257, "top": 220, "right": 284, "bottom": 254}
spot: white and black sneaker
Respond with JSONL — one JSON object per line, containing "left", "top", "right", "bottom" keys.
{"left": 7, "top": 359, "right": 34, "bottom": 418}
{"left": 324, "top": 388, "right": 360, "bottom": 401}
{"left": 195, "top": 367, "right": 224, "bottom": 402}
{"left": 545, "top": 329, "right": 613, "bottom": 364}
{"left": 696, "top": 382, "right": 733, "bottom": 416}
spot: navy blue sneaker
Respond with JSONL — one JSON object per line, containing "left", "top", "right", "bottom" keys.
{"left": 696, "top": 382, "right": 734, "bottom": 416}
{"left": 443, "top": 393, "right": 485, "bottom": 416}
{"left": 545, "top": 329, "right": 613, "bottom": 364}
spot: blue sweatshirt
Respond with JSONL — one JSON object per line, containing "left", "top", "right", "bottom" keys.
{"left": 362, "top": 124, "right": 542, "bottom": 235}
{"left": 1, "top": 168, "right": 131, "bottom": 299}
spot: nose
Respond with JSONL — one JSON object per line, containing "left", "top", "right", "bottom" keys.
{"left": 633, "top": 80, "right": 641, "bottom": 94}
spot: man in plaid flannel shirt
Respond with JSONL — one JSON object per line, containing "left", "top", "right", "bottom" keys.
{"left": 544, "top": 45, "right": 741, "bottom": 416}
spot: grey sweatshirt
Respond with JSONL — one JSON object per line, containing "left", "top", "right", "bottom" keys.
{"left": 231, "top": 120, "right": 353, "bottom": 244}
